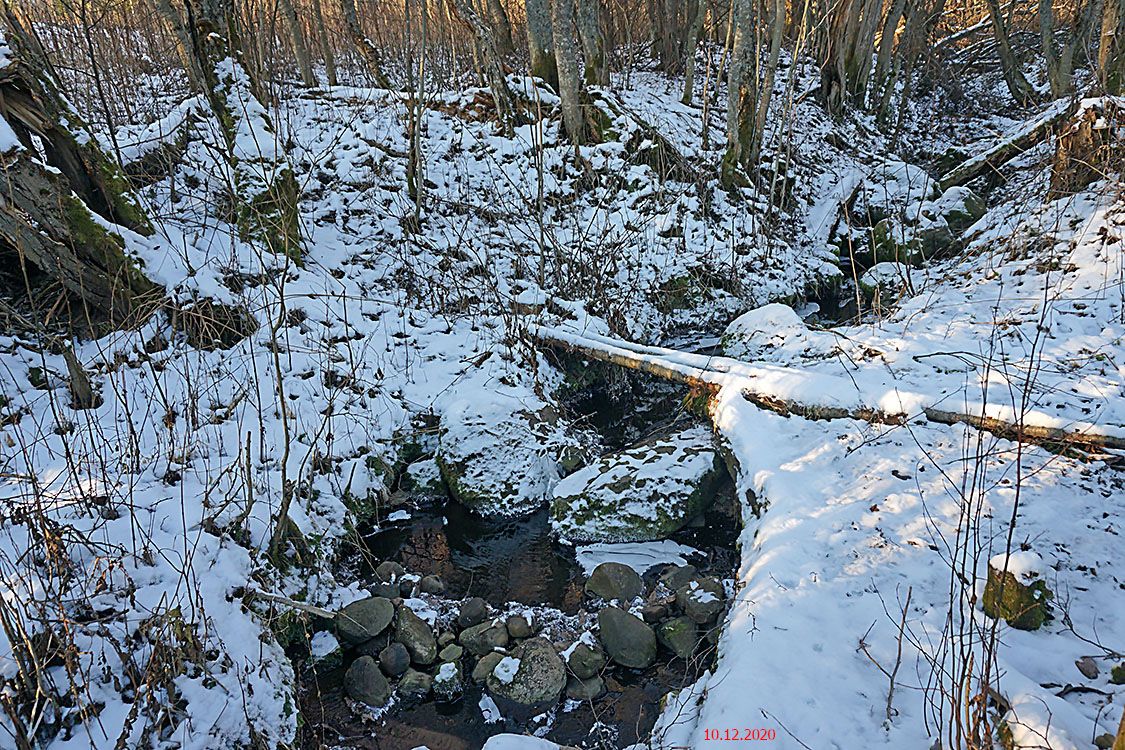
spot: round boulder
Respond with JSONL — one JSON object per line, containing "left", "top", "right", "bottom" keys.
{"left": 657, "top": 615, "right": 697, "bottom": 660}
{"left": 675, "top": 578, "right": 726, "bottom": 624}
{"left": 344, "top": 655, "right": 391, "bottom": 707}
{"left": 565, "top": 642, "right": 606, "bottom": 680}
{"left": 398, "top": 668, "right": 433, "bottom": 701}
{"left": 585, "top": 562, "right": 644, "bottom": 602}
{"left": 472, "top": 651, "right": 505, "bottom": 683}
{"left": 457, "top": 597, "right": 489, "bottom": 629}
{"left": 336, "top": 597, "right": 394, "bottom": 645}
{"left": 485, "top": 637, "right": 566, "bottom": 705}
{"left": 433, "top": 660, "right": 464, "bottom": 702}
{"left": 566, "top": 675, "right": 605, "bottom": 701}
{"left": 395, "top": 605, "right": 438, "bottom": 664}
{"left": 597, "top": 607, "right": 656, "bottom": 669}
{"left": 377, "top": 642, "right": 411, "bottom": 676}
{"left": 507, "top": 615, "right": 532, "bottom": 639}
{"left": 460, "top": 620, "right": 509, "bottom": 656}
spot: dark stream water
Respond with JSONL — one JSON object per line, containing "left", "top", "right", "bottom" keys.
{"left": 297, "top": 369, "right": 740, "bottom": 750}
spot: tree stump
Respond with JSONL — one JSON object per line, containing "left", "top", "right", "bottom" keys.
{"left": 1048, "top": 98, "right": 1122, "bottom": 199}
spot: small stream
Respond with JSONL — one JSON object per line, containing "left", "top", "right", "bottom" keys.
{"left": 297, "top": 368, "right": 742, "bottom": 750}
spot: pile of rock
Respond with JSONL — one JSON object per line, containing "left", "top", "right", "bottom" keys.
{"left": 585, "top": 562, "right": 727, "bottom": 671}
{"left": 329, "top": 559, "right": 730, "bottom": 722}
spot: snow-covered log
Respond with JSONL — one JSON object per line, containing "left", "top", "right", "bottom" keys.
{"left": 529, "top": 324, "right": 1125, "bottom": 454}
{"left": 937, "top": 98, "right": 1077, "bottom": 191}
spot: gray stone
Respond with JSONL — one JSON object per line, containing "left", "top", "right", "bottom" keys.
{"left": 375, "top": 560, "right": 406, "bottom": 583}
{"left": 437, "top": 403, "right": 571, "bottom": 516}
{"left": 585, "top": 562, "right": 644, "bottom": 602}
{"left": 472, "top": 651, "right": 505, "bottom": 683}
{"left": 398, "top": 668, "right": 433, "bottom": 700}
{"left": 565, "top": 675, "right": 605, "bottom": 701}
{"left": 676, "top": 578, "right": 726, "bottom": 624}
{"left": 343, "top": 655, "right": 390, "bottom": 707}
{"left": 1094, "top": 733, "right": 1115, "bottom": 749}
{"left": 936, "top": 186, "right": 986, "bottom": 235}
{"left": 657, "top": 616, "right": 697, "bottom": 660}
{"left": 419, "top": 575, "right": 445, "bottom": 595}
{"left": 395, "top": 605, "right": 438, "bottom": 665}
{"left": 398, "top": 579, "right": 416, "bottom": 597}
{"left": 550, "top": 426, "right": 725, "bottom": 543}
{"left": 457, "top": 597, "right": 489, "bottom": 629}
{"left": 640, "top": 604, "right": 667, "bottom": 623}
{"left": 486, "top": 637, "right": 566, "bottom": 705}
{"left": 566, "top": 642, "right": 606, "bottom": 680}
{"left": 658, "top": 564, "right": 698, "bottom": 592}
{"left": 597, "top": 607, "right": 656, "bottom": 669}
{"left": 336, "top": 597, "right": 394, "bottom": 645}
{"left": 460, "top": 620, "right": 510, "bottom": 656}
{"left": 1075, "top": 656, "right": 1099, "bottom": 680}
{"left": 353, "top": 632, "right": 391, "bottom": 659}
{"left": 377, "top": 642, "right": 410, "bottom": 676}
{"left": 439, "top": 643, "right": 464, "bottom": 662}
{"left": 437, "top": 631, "right": 456, "bottom": 648}
{"left": 433, "top": 660, "right": 463, "bottom": 701}
{"left": 370, "top": 582, "right": 399, "bottom": 599}
{"left": 507, "top": 615, "right": 532, "bottom": 639}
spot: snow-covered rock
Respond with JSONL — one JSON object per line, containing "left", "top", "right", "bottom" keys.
{"left": 550, "top": 425, "right": 724, "bottom": 543}
{"left": 722, "top": 303, "right": 836, "bottom": 361}
{"left": 437, "top": 400, "right": 575, "bottom": 516}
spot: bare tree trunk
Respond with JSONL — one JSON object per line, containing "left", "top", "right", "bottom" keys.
{"left": 281, "top": 0, "right": 317, "bottom": 86}
{"left": 576, "top": 0, "right": 608, "bottom": 85}
{"left": 552, "top": 0, "right": 586, "bottom": 143}
{"left": 983, "top": 0, "right": 1037, "bottom": 103}
{"left": 681, "top": 0, "right": 707, "bottom": 103}
{"left": 723, "top": 0, "right": 758, "bottom": 182}
{"left": 341, "top": 0, "right": 391, "bottom": 86}
{"left": 448, "top": 0, "right": 520, "bottom": 132}
{"left": 1098, "top": 0, "right": 1123, "bottom": 93}
{"left": 820, "top": 0, "right": 854, "bottom": 115}
{"left": 311, "top": 0, "right": 339, "bottom": 85}
{"left": 181, "top": 0, "right": 303, "bottom": 261}
{"left": 1113, "top": 705, "right": 1125, "bottom": 750}
{"left": 749, "top": 0, "right": 785, "bottom": 167}
{"left": 486, "top": 0, "right": 515, "bottom": 53}
{"left": 526, "top": 0, "right": 559, "bottom": 88}
{"left": 871, "top": 0, "right": 907, "bottom": 107}
{"left": 846, "top": 0, "right": 884, "bottom": 102}
{"left": 151, "top": 0, "right": 206, "bottom": 91}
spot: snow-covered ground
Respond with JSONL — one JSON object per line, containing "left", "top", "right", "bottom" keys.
{"left": 1, "top": 51, "right": 1122, "bottom": 750}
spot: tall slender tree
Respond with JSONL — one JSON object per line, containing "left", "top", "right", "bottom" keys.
{"left": 552, "top": 0, "right": 586, "bottom": 142}
{"left": 341, "top": 0, "right": 391, "bottom": 86}
{"left": 527, "top": 0, "right": 560, "bottom": 87}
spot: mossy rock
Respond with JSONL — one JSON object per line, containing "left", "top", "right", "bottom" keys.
{"left": 982, "top": 561, "right": 1052, "bottom": 631}
{"left": 1110, "top": 662, "right": 1125, "bottom": 684}
{"left": 864, "top": 218, "right": 949, "bottom": 268}
{"left": 935, "top": 186, "right": 986, "bottom": 235}
{"left": 437, "top": 401, "right": 576, "bottom": 517}
{"left": 550, "top": 424, "right": 725, "bottom": 543}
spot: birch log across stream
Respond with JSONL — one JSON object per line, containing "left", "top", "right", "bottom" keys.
{"left": 527, "top": 323, "right": 1125, "bottom": 456}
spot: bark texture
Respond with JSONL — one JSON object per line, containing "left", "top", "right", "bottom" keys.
{"left": 553, "top": 0, "right": 587, "bottom": 143}
{"left": 526, "top": 0, "right": 560, "bottom": 88}
{"left": 0, "top": 9, "right": 161, "bottom": 323}
{"left": 341, "top": 0, "right": 391, "bottom": 87}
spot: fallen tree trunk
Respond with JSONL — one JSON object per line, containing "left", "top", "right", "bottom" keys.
{"left": 529, "top": 325, "right": 1125, "bottom": 456}
{"left": 0, "top": 10, "right": 162, "bottom": 325}
{"left": 937, "top": 98, "right": 1077, "bottom": 191}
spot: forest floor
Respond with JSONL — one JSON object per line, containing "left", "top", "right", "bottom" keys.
{"left": 0, "top": 55, "right": 1123, "bottom": 750}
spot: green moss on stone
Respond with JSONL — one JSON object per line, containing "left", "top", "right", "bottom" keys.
{"left": 982, "top": 565, "right": 1052, "bottom": 631}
